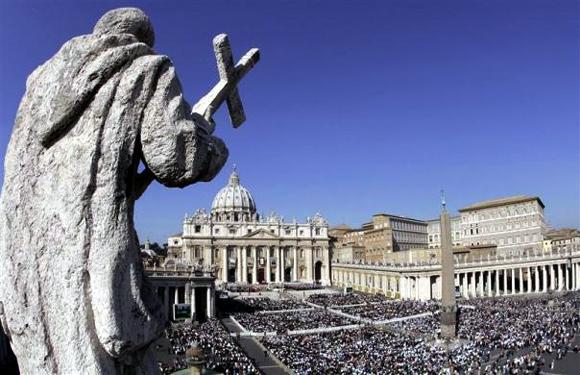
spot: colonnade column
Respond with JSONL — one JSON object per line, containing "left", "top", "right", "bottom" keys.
{"left": 527, "top": 267, "right": 532, "bottom": 293}
{"left": 293, "top": 247, "right": 298, "bottom": 281}
{"left": 534, "top": 266, "right": 540, "bottom": 293}
{"left": 190, "top": 286, "right": 196, "bottom": 319}
{"left": 487, "top": 271, "right": 492, "bottom": 297}
{"left": 163, "top": 287, "right": 169, "bottom": 319}
{"left": 206, "top": 286, "right": 215, "bottom": 318}
{"left": 565, "top": 264, "right": 571, "bottom": 290}
{"left": 222, "top": 248, "right": 228, "bottom": 283}
{"left": 478, "top": 272, "right": 484, "bottom": 297}
{"left": 495, "top": 270, "right": 500, "bottom": 296}
{"left": 252, "top": 247, "right": 258, "bottom": 284}
{"left": 518, "top": 268, "right": 523, "bottom": 294}
{"left": 503, "top": 269, "right": 508, "bottom": 295}
{"left": 185, "top": 283, "right": 191, "bottom": 304}
{"left": 543, "top": 265, "right": 548, "bottom": 292}
{"left": 174, "top": 286, "right": 179, "bottom": 305}
{"left": 470, "top": 272, "right": 476, "bottom": 298}
{"left": 557, "top": 264, "right": 563, "bottom": 291}
{"left": 511, "top": 269, "right": 516, "bottom": 295}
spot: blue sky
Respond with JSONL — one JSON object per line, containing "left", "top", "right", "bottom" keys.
{"left": 1, "top": 0, "right": 578, "bottom": 243}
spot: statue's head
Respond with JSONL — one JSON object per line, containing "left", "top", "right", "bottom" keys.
{"left": 93, "top": 7, "right": 155, "bottom": 47}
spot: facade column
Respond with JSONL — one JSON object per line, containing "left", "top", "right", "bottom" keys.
{"left": 241, "top": 246, "right": 247, "bottom": 283}
{"left": 174, "top": 286, "right": 179, "bottom": 304}
{"left": 293, "top": 247, "right": 298, "bottom": 281}
{"left": 487, "top": 271, "right": 492, "bottom": 297}
{"left": 323, "top": 247, "right": 331, "bottom": 285}
{"left": 509, "top": 268, "right": 515, "bottom": 294}
{"left": 266, "top": 247, "right": 271, "bottom": 283}
{"left": 236, "top": 247, "right": 242, "bottom": 283}
{"left": 534, "top": 266, "right": 540, "bottom": 293}
{"left": 203, "top": 246, "right": 212, "bottom": 268}
{"left": 191, "top": 286, "right": 196, "bottom": 319}
{"left": 527, "top": 267, "right": 532, "bottom": 293}
{"left": 495, "top": 269, "right": 500, "bottom": 296}
{"left": 518, "top": 268, "right": 523, "bottom": 294}
{"left": 557, "top": 263, "right": 563, "bottom": 291}
{"left": 478, "top": 272, "right": 484, "bottom": 297}
{"left": 550, "top": 264, "right": 555, "bottom": 291}
{"left": 252, "top": 247, "right": 258, "bottom": 284}
{"left": 275, "top": 247, "right": 281, "bottom": 283}
{"left": 574, "top": 263, "right": 578, "bottom": 290}
{"left": 222, "top": 248, "right": 228, "bottom": 283}
{"left": 565, "top": 263, "right": 571, "bottom": 290}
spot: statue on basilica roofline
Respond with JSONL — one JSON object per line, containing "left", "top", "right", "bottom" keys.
{"left": 0, "top": 7, "right": 259, "bottom": 374}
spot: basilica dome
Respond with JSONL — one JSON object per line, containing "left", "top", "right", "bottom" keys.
{"left": 211, "top": 169, "right": 256, "bottom": 220}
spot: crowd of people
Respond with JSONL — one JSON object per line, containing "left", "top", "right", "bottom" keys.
{"left": 236, "top": 297, "right": 308, "bottom": 311}
{"left": 263, "top": 326, "right": 460, "bottom": 374}
{"left": 261, "top": 292, "right": 580, "bottom": 374}
{"left": 389, "top": 313, "right": 441, "bottom": 339}
{"left": 159, "top": 290, "right": 579, "bottom": 374}
{"left": 159, "top": 319, "right": 260, "bottom": 375}
{"left": 306, "top": 292, "right": 389, "bottom": 307}
{"left": 233, "top": 309, "right": 357, "bottom": 333}
{"left": 340, "top": 300, "right": 439, "bottom": 321}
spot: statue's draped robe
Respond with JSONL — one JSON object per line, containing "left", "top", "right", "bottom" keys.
{"left": 0, "top": 32, "right": 221, "bottom": 374}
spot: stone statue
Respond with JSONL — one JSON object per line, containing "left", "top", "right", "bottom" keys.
{"left": 0, "top": 7, "right": 259, "bottom": 374}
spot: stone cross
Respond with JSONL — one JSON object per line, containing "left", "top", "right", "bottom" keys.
{"left": 192, "top": 34, "right": 260, "bottom": 128}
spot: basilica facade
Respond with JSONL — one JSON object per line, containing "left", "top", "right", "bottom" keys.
{"left": 167, "top": 170, "right": 331, "bottom": 285}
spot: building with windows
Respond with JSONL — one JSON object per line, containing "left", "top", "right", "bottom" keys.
{"left": 458, "top": 196, "right": 546, "bottom": 256}
{"left": 427, "top": 216, "right": 462, "bottom": 248}
{"left": 334, "top": 213, "right": 428, "bottom": 263}
{"left": 166, "top": 169, "right": 331, "bottom": 285}
{"left": 544, "top": 228, "right": 580, "bottom": 252}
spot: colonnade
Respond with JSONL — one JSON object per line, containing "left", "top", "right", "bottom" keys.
{"left": 332, "top": 259, "right": 580, "bottom": 301}
{"left": 154, "top": 283, "right": 215, "bottom": 321}
{"left": 455, "top": 262, "right": 578, "bottom": 299}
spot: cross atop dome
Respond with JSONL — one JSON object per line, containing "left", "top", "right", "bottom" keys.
{"left": 228, "top": 165, "right": 240, "bottom": 186}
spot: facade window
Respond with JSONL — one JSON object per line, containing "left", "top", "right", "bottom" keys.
{"left": 229, "top": 228, "right": 236, "bottom": 235}
{"left": 270, "top": 229, "right": 275, "bottom": 234}
{"left": 315, "top": 228, "right": 321, "bottom": 235}
{"left": 247, "top": 229, "right": 252, "bottom": 234}
{"left": 215, "top": 228, "right": 220, "bottom": 234}
{"left": 194, "top": 225, "right": 201, "bottom": 233}
{"left": 285, "top": 229, "right": 291, "bottom": 235}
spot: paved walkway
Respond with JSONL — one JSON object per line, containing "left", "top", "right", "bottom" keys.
{"left": 222, "top": 317, "right": 290, "bottom": 375}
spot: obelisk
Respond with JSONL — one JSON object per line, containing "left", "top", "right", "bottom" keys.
{"left": 439, "top": 191, "right": 457, "bottom": 339}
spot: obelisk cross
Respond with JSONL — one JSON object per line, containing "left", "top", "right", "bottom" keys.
{"left": 192, "top": 34, "right": 260, "bottom": 129}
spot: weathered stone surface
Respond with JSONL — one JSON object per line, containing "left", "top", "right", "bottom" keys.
{"left": 0, "top": 8, "right": 231, "bottom": 374}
